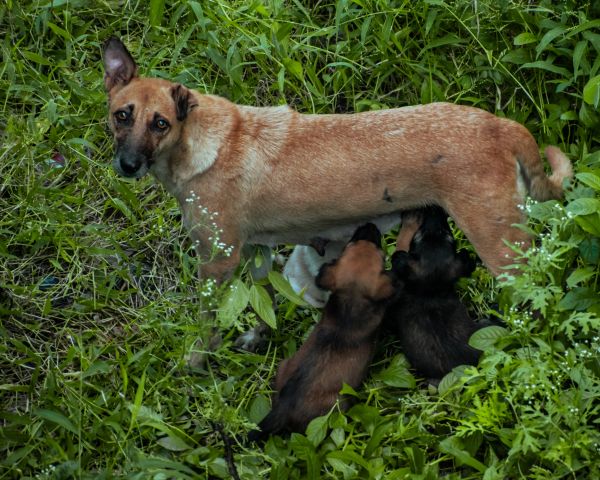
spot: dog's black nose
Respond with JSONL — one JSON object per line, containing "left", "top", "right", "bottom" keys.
{"left": 351, "top": 223, "right": 382, "bottom": 246}
{"left": 118, "top": 156, "right": 142, "bottom": 176}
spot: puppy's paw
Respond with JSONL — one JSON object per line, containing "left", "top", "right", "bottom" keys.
{"left": 396, "top": 209, "right": 424, "bottom": 252}
{"left": 234, "top": 322, "right": 271, "bottom": 352}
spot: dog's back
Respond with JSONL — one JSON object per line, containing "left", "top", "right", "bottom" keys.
{"left": 386, "top": 207, "right": 481, "bottom": 380}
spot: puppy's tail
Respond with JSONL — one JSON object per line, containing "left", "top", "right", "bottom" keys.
{"left": 517, "top": 144, "right": 573, "bottom": 202}
{"left": 247, "top": 408, "right": 288, "bottom": 443}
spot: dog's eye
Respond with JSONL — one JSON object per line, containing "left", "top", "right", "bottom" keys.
{"left": 154, "top": 118, "right": 170, "bottom": 130}
{"left": 114, "top": 110, "right": 129, "bottom": 123}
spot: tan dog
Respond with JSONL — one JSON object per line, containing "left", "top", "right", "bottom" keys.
{"left": 102, "top": 37, "right": 572, "bottom": 282}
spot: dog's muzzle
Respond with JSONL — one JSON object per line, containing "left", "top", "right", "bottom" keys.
{"left": 112, "top": 151, "right": 150, "bottom": 179}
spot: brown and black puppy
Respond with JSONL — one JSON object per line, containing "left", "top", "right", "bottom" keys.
{"left": 250, "top": 223, "right": 396, "bottom": 440}
{"left": 385, "top": 206, "right": 482, "bottom": 381}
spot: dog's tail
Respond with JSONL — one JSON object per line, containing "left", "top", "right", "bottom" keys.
{"left": 517, "top": 144, "right": 573, "bottom": 202}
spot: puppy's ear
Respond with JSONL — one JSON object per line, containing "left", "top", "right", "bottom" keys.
{"left": 350, "top": 223, "right": 381, "bottom": 246}
{"left": 390, "top": 251, "right": 410, "bottom": 276}
{"left": 103, "top": 37, "right": 138, "bottom": 92}
{"left": 171, "top": 84, "right": 197, "bottom": 121}
{"left": 315, "top": 262, "right": 336, "bottom": 291}
{"left": 452, "top": 251, "right": 476, "bottom": 280}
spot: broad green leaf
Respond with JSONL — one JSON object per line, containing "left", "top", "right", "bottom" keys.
{"left": 306, "top": 414, "right": 329, "bottom": 446}
{"left": 520, "top": 60, "right": 570, "bottom": 77}
{"left": 47, "top": 21, "right": 72, "bottom": 40}
{"left": 21, "top": 50, "right": 52, "bottom": 66}
{"left": 249, "top": 284, "right": 277, "bottom": 329}
{"left": 579, "top": 103, "right": 600, "bottom": 127}
{"left": 558, "top": 287, "right": 600, "bottom": 311}
{"left": 576, "top": 172, "right": 600, "bottom": 191}
{"left": 583, "top": 75, "right": 600, "bottom": 108}
{"left": 535, "top": 26, "right": 567, "bottom": 57}
{"left": 365, "top": 421, "right": 393, "bottom": 457}
{"left": 289, "top": 434, "right": 320, "bottom": 477}
{"left": 405, "top": 445, "right": 426, "bottom": 474}
{"left": 81, "top": 360, "right": 112, "bottom": 379}
{"left": 283, "top": 58, "right": 303, "bottom": 81}
{"left": 268, "top": 270, "right": 308, "bottom": 306}
{"left": 372, "top": 354, "right": 416, "bottom": 388}
{"left": 437, "top": 369, "right": 462, "bottom": 395}
{"left": 249, "top": 394, "right": 271, "bottom": 424}
{"left": 468, "top": 325, "right": 508, "bottom": 351}
{"left": 573, "top": 40, "right": 587, "bottom": 79}
{"left": 326, "top": 450, "right": 370, "bottom": 471}
{"left": 579, "top": 237, "right": 600, "bottom": 263}
{"left": 217, "top": 279, "right": 250, "bottom": 327}
{"left": 339, "top": 383, "right": 359, "bottom": 397}
{"left": 566, "top": 267, "right": 595, "bottom": 288}
{"left": 501, "top": 49, "right": 531, "bottom": 65}
{"left": 157, "top": 435, "right": 192, "bottom": 451}
{"left": 566, "top": 198, "right": 600, "bottom": 216}
{"left": 135, "top": 455, "right": 197, "bottom": 476}
{"left": 513, "top": 32, "right": 536, "bottom": 46}
{"left": 575, "top": 213, "right": 600, "bottom": 237}
{"left": 35, "top": 408, "right": 79, "bottom": 435}
{"left": 566, "top": 19, "right": 600, "bottom": 38}
{"left": 327, "top": 457, "right": 358, "bottom": 478}
{"left": 330, "top": 427, "right": 345, "bottom": 448}
{"left": 439, "top": 436, "right": 487, "bottom": 472}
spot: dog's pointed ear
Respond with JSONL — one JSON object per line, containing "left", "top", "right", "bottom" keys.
{"left": 171, "top": 84, "right": 197, "bottom": 121}
{"left": 103, "top": 37, "right": 138, "bottom": 92}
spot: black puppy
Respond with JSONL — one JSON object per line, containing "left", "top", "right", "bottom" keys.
{"left": 385, "top": 206, "right": 482, "bottom": 380}
{"left": 250, "top": 223, "right": 396, "bottom": 440}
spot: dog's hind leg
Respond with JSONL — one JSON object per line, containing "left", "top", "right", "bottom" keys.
{"left": 444, "top": 195, "right": 529, "bottom": 277}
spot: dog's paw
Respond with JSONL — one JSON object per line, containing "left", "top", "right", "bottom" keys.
{"left": 234, "top": 322, "right": 270, "bottom": 352}
{"left": 185, "top": 330, "right": 222, "bottom": 370}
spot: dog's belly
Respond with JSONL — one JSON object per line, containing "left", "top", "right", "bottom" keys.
{"left": 246, "top": 213, "right": 400, "bottom": 247}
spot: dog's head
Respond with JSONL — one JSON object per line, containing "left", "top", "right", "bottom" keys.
{"left": 392, "top": 207, "right": 475, "bottom": 288}
{"left": 102, "top": 37, "right": 197, "bottom": 179}
{"left": 316, "top": 223, "right": 395, "bottom": 302}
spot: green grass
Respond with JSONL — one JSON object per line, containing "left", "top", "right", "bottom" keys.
{"left": 1, "top": 0, "right": 600, "bottom": 478}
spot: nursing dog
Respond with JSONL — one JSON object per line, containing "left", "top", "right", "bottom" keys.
{"left": 249, "top": 223, "right": 395, "bottom": 439}
{"left": 102, "top": 37, "right": 572, "bottom": 283}
{"left": 385, "top": 207, "right": 483, "bottom": 380}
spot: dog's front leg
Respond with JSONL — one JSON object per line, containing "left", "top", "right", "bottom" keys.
{"left": 194, "top": 237, "right": 242, "bottom": 285}
{"left": 187, "top": 221, "right": 242, "bottom": 284}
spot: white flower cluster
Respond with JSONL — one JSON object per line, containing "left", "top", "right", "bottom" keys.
{"left": 185, "top": 190, "right": 234, "bottom": 258}
{"left": 572, "top": 338, "right": 600, "bottom": 360}
{"left": 201, "top": 278, "right": 217, "bottom": 298}
{"left": 35, "top": 465, "right": 56, "bottom": 479}
{"left": 506, "top": 305, "right": 532, "bottom": 331}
